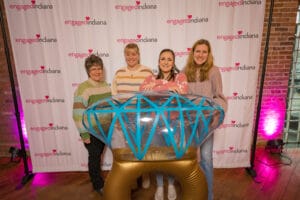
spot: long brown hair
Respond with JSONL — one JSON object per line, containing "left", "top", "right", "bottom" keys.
{"left": 184, "top": 39, "right": 214, "bottom": 82}
{"left": 156, "top": 49, "right": 179, "bottom": 81}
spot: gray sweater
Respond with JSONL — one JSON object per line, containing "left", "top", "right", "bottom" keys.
{"left": 186, "top": 65, "right": 228, "bottom": 112}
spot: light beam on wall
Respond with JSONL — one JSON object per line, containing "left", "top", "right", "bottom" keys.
{"left": 21, "top": 115, "right": 28, "bottom": 140}
{"left": 259, "top": 98, "right": 285, "bottom": 140}
{"left": 263, "top": 110, "right": 279, "bottom": 136}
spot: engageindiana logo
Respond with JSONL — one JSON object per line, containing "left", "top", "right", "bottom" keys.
{"left": 220, "top": 62, "right": 256, "bottom": 72}
{"left": 117, "top": 34, "right": 157, "bottom": 44}
{"left": 20, "top": 66, "right": 61, "bottom": 76}
{"left": 9, "top": 0, "right": 53, "bottom": 11}
{"left": 15, "top": 34, "right": 57, "bottom": 44}
{"left": 68, "top": 49, "right": 109, "bottom": 59}
{"left": 115, "top": 1, "right": 157, "bottom": 12}
{"left": 30, "top": 123, "right": 68, "bottom": 132}
{"left": 65, "top": 16, "right": 107, "bottom": 26}
{"left": 25, "top": 95, "right": 65, "bottom": 104}
{"left": 167, "top": 15, "right": 208, "bottom": 25}
{"left": 217, "top": 30, "right": 259, "bottom": 41}
{"left": 219, "top": 0, "right": 262, "bottom": 7}
{"left": 34, "top": 149, "right": 71, "bottom": 158}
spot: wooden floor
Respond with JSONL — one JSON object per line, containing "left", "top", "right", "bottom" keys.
{"left": 0, "top": 147, "right": 300, "bottom": 200}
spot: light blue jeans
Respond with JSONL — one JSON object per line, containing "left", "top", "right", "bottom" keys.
{"left": 156, "top": 174, "right": 174, "bottom": 186}
{"left": 200, "top": 135, "right": 213, "bottom": 200}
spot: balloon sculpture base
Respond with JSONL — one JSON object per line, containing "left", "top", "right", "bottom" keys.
{"left": 103, "top": 147, "right": 207, "bottom": 200}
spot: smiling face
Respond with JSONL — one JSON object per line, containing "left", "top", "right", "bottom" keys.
{"left": 88, "top": 64, "right": 103, "bottom": 82}
{"left": 193, "top": 44, "right": 209, "bottom": 65}
{"left": 124, "top": 47, "right": 140, "bottom": 69}
{"left": 159, "top": 51, "right": 174, "bottom": 77}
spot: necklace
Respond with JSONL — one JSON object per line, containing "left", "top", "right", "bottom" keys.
{"left": 127, "top": 65, "right": 140, "bottom": 77}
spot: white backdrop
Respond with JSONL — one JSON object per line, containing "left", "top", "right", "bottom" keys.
{"left": 4, "top": 0, "right": 265, "bottom": 172}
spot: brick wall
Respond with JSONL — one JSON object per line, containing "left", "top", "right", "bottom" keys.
{"left": 0, "top": 0, "right": 22, "bottom": 157}
{"left": 0, "top": 0, "right": 298, "bottom": 156}
{"left": 257, "top": 0, "right": 298, "bottom": 145}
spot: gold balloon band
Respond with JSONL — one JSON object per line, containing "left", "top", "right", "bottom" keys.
{"left": 103, "top": 147, "right": 208, "bottom": 200}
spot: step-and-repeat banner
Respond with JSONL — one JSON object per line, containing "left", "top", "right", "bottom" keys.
{"left": 4, "top": 0, "right": 265, "bottom": 172}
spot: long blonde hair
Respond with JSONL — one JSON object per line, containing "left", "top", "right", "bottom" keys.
{"left": 184, "top": 39, "right": 214, "bottom": 82}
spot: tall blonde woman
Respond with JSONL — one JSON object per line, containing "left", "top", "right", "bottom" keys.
{"left": 183, "top": 39, "right": 228, "bottom": 200}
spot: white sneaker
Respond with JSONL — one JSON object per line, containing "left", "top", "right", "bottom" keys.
{"left": 142, "top": 174, "right": 150, "bottom": 189}
{"left": 154, "top": 186, "right": 164, "bottom": 200}
{"left": 168, "top": 184, "right": 177, "bottom": 200}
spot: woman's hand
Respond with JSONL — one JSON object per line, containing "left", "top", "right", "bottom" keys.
{"left": 143, "top": 82, "right": 156, "bottom": 91}
{"left": 169, "top": 86, "right": 181, "bottom": 94}
{"left": 210, "top": 111, "right": 222, "bottom": 128}
{"left": 82, "top": 138, "right": 91, "bottom": 144}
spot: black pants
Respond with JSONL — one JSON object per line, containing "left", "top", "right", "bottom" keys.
{"left": 84, "top": 134, "right": 105, "bottom": 190}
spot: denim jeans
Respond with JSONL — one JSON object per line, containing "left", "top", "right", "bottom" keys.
{"left": 200, "top": 135, "right": 213, "bottom": 200}
{"left": 156, "top": 174, "right": 174, "bottom": 186}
